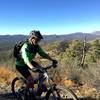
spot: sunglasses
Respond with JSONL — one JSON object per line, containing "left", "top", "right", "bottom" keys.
{"left": 31, "top": 36, "right": 41, "bottom": 42}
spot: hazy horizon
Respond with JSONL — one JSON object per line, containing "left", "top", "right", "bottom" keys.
{"left": 0, "top": 31, "right": 99, "bottom": 36}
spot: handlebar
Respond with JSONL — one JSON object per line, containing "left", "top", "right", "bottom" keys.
{"left": 31, "top": 64, "right": 57, "bottom": 73}
{"left": 44, "top": 64, "right": 54, "bottom": 70}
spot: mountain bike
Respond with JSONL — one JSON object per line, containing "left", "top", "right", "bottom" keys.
{"left": 11, "top": 63, "right": 78, "bottom": 100}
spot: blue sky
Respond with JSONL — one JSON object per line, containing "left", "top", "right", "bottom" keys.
{"left": 0, "top": 0, "right": 100, "bottom": 35}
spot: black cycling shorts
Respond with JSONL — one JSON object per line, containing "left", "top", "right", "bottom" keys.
{"left": 16, "top": 61, "right": 41, "bottom": 79}
{"left": 16, "top": 65, "right": 31, "bottom": 79}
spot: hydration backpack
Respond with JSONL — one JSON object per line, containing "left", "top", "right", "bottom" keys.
{"left": 13, "top": 41, "right": 39, "bottom": 60}
{"left": 13, "top": 41, "right": 26, "bottom": 60}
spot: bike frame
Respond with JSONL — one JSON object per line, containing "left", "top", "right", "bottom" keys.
{"left": 12, "top": 64, "right": 78, "bottom": 100}
{"left": 34, "top": 65, "right": 55, "bottom": 93}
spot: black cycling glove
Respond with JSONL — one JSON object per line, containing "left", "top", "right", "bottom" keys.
{"left": 52, "top": 60, "right": 58, "bottom": 68}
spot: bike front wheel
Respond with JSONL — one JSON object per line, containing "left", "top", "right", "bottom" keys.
{"left": 46, "top": 85, "right": 78, "bottom": 100}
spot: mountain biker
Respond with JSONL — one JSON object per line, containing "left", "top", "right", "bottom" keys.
{"left": 15, "top": 30, "right": 57, "bottom": 88}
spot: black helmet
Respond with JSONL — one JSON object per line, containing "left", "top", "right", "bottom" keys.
{"left": 29, "top": 30, "right": 43, "bottom": 39}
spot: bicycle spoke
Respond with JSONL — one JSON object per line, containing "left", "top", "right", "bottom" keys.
{"left": 46, "top": 85, "right": 78, "bottom": 100}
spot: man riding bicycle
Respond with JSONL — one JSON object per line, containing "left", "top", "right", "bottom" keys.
{"left": 15, "top": 30, "right": 57, "bottom": 88}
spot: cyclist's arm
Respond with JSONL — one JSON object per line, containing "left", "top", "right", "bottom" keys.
{"left": 38, "top": 46, "right": 53, "bottom": 61}
{"left": 26, "top": 62, "right": 35, "bottom": 69}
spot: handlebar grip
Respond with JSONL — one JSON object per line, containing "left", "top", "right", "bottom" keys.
{"left": 53, "top": 64, "right": 57, "bottom": 68}
{"left": 52, "top": 60, "right": 58, "bottom": 68}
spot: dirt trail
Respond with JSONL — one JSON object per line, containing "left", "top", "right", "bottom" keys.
{"left": 0, "top": 93, "right": 16, "bottom": 100}
{"left": 0, "top": 92, "right": 97, "bottom": 100}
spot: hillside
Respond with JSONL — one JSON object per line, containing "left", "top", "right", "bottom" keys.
{"left": 0, "top": 33, "right": 100, "bottom": 99}
{"left": 0, "top": 32, "right": 100, "bottom": 51}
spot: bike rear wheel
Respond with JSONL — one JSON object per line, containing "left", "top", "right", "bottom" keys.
{"left": 11, "top": 77, "right": 27, "bottom": 99}
{"left": 46, "top": 85, "right": 78, "bottom": 100}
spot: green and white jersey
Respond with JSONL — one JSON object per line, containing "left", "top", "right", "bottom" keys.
{"left": 16, "top": 42, "right": 48, "bottom": 66}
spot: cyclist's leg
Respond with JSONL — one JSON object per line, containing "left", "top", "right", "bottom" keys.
{"left": 26, "top": 76, "right": 35, "bottom": 88}
{"left": 31, "top": 61, "right": 45, "bottom": 94}
{"left": 16, "top": 65, "right": 34, "bottom": 88}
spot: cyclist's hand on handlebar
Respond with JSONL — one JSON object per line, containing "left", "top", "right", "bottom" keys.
{"left": 52, "top": 59, "right": 58, "bottom": 68}
{"left": 52, "top": 59, "right": 58, "bottom": 64}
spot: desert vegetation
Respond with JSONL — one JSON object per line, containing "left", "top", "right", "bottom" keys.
{"left": 0, "top": 38, "right": 100, "bottom": 99}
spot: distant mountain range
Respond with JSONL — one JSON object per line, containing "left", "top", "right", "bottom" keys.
{"left": 0, "top": 32, "right": 100, "bottom": 51}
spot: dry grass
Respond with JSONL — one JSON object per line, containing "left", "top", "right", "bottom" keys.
{"left": 0, "top": 66, "right": 99, "bottom": 99}
{"left": 0, "top": 66, "right": 17, "bottom": 85}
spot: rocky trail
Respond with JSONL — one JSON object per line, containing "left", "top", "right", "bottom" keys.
{"left": 0, "top": 92, "right": 98, "bottom": 100}
{"left": 0, "top": 93, "right": 16, "bottom": 100}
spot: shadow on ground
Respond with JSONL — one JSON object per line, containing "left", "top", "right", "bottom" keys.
{"left": 0, "top": 93, "right": 98, "bottom": 100}
{"left": 78, "top": 98, "right": 97, "bottom": 100}
{"left": 0, "top": 93, "right": 16, "bottom": 100}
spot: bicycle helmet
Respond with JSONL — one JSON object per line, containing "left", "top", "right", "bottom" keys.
{"left": 29, "top": 30, "right": 43, "bottom": 40}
